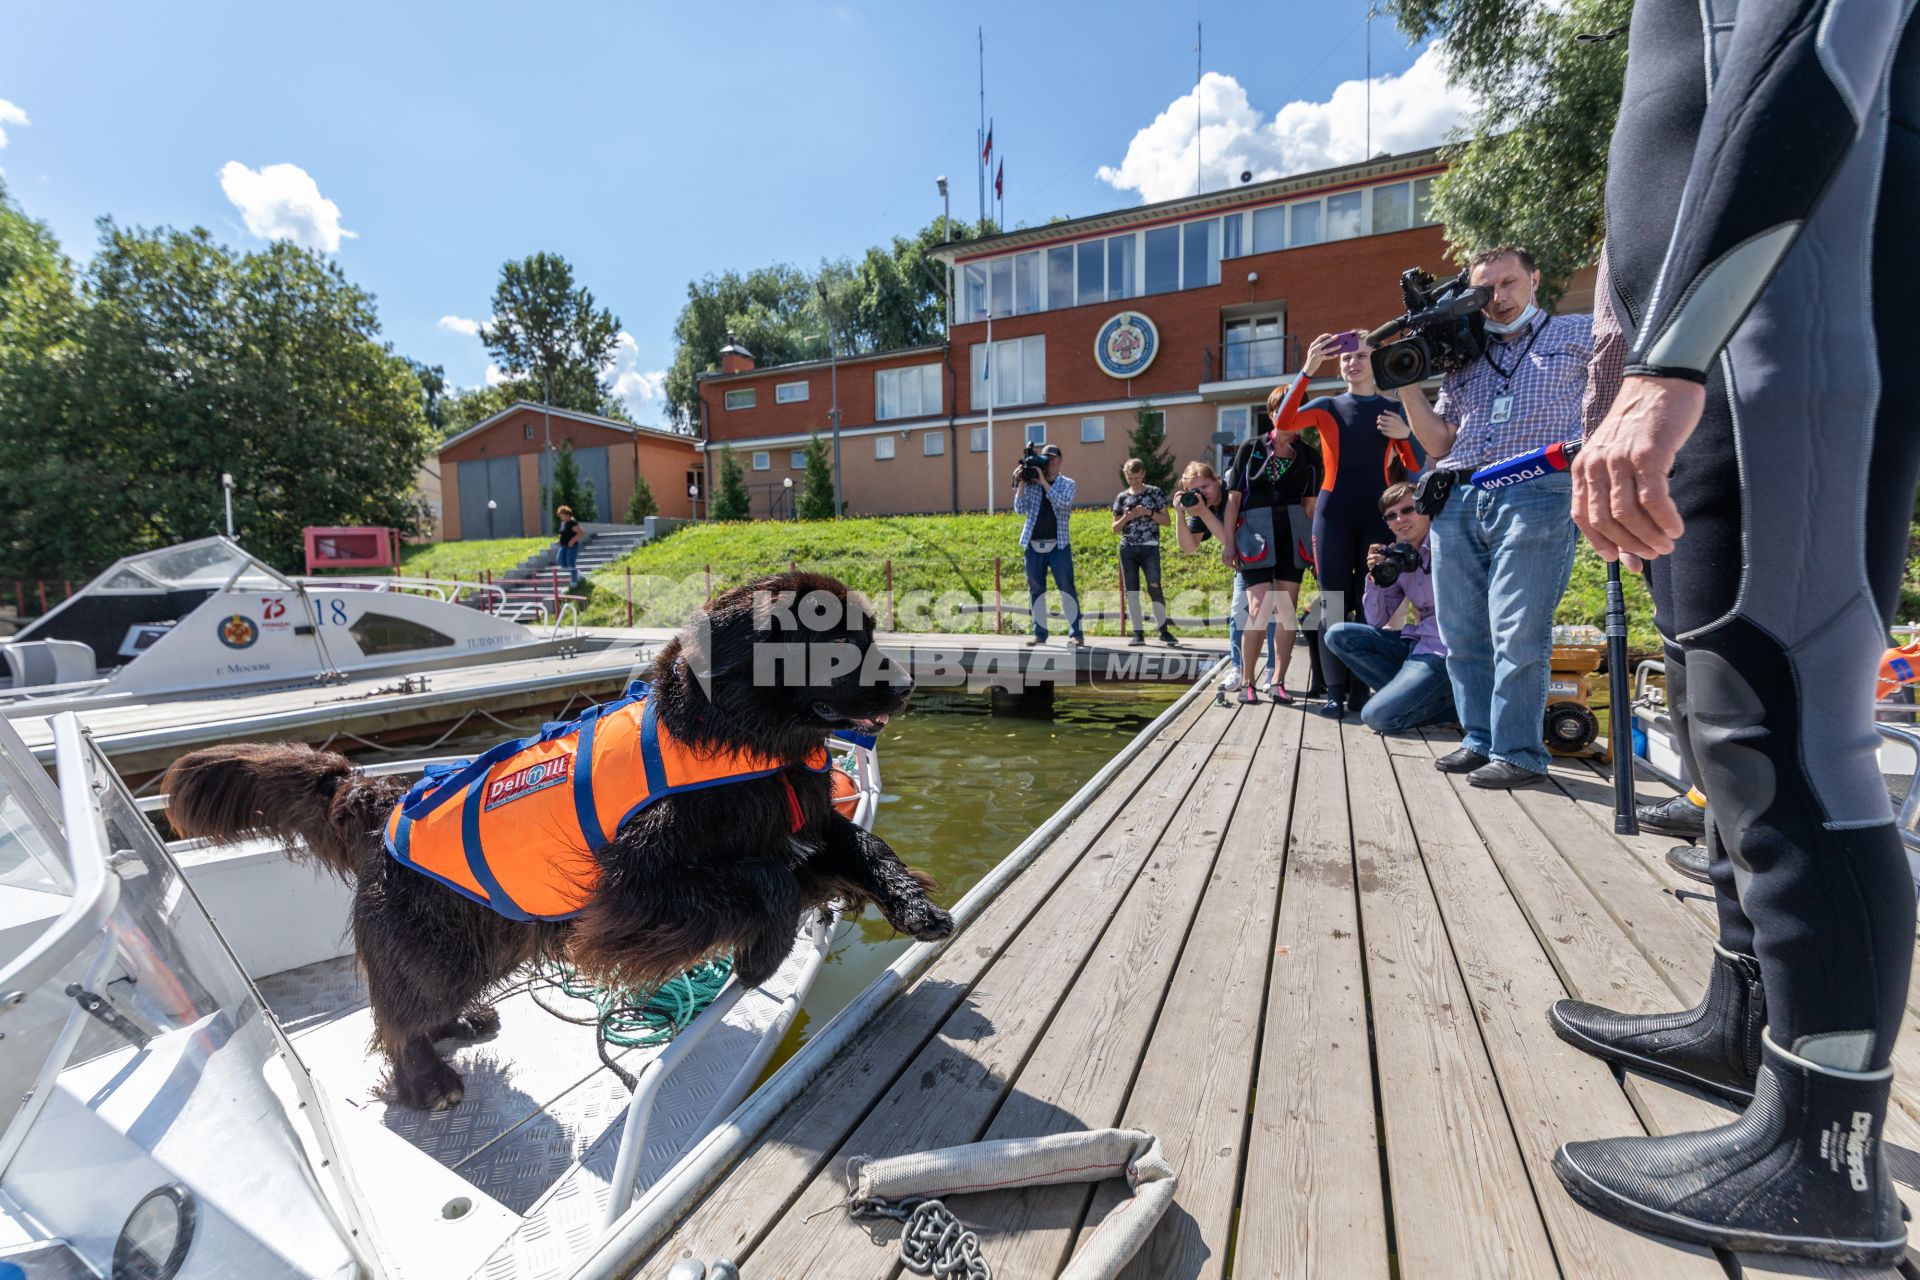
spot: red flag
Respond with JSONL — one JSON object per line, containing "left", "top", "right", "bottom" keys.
{"left": 994, "top": 159, "right": 1004, "bottom": 200}
{"left": 981, "top": 122, "right": 993, "bottom": 165}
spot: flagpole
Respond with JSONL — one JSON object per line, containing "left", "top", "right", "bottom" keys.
{"left": 977, "top": 27, "right": 986, "bottom": 226}
{"left": 1196, "top": 20, "right": 1203, "bottom": 196}
{"left": 986, "top": 310, "right": 995, "bottom": 515}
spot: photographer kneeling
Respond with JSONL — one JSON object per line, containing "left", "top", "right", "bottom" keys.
{"left": 1323, "top": 483, "right": 1455, "bottom": 733}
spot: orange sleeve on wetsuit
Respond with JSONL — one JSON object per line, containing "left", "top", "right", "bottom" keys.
{"left": 1292, "top": 406, "right": 1339, "bottom": 493}
{"left": 1388, "top": 439, "right": 1417, "bottom": 484}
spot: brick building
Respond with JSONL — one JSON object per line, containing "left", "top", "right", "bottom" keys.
{"left": 693, "top": 147, "right": 1592, "bottom": 518}
{"left": 437, "top": 402, "right": 700, "bottom": 540}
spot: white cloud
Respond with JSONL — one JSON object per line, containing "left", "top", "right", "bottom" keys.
{"left": 438, "top": 314, "right": 481, "bottom": 337}
{"left": 483, "top": 363, "right": 517, "bottom": 388}
{"left": 603, "top": 331, "right": 668, "bottom": 423}
{"left": 218, "top": 160, "right": 357, "bottom": 252}
{"left": 1097, "top": 44, "right": 1477, "bottom": 204}
{"left": 0, "top": 99, "right": 27, "bottom": 150}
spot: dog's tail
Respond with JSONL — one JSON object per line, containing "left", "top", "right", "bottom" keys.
{"left": 160, "top": 742, "right": 396, "bottom": 880}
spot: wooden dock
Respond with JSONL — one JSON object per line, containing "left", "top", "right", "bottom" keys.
{"left": 632, "top": 692, "right": 1920, "bottom": 1280}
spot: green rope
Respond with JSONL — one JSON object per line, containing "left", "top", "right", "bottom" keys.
{"left": 554, "top": 956, "right": 735, "bottom": 1048}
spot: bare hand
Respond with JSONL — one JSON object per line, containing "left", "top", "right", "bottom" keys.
{"left": 1302, "top": 332, "right": 1342, "bottom": 376}
{"left": 1377, "top": 410, "right": 1410, "bottom": 441}
{"left": 1365, "top": 543, "right": 1386, "bottom": 570}
{"left": 1220, "top": 546, "right": 1236, "bottom": 570}
{"left": 1573, "top": 375, "right": 1704, "bottom": 565}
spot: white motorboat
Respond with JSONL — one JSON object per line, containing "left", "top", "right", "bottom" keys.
{"left": 2, "top": 538, "right": 589, "bottom": 717}
{"left": 0, "top": 709, "right": 878, "bottom": 1279}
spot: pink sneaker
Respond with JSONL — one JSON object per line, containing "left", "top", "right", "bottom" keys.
{"left": 1238, "top": 684, "right": 1259, "bottom": 706}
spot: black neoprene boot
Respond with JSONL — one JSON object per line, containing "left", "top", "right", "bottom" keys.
{"left": 1548, "top": 943, "right": 1762, "bottom": 1104}
{"left": 1553, "top": 1031, "right": 1906, "bottom": 1265}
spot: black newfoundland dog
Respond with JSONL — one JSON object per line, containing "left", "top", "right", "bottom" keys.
{"left": 162, "top": 572, "right": 952, "bottom": 1109}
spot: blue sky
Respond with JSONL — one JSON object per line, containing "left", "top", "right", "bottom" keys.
{"left": 0, "top": 2, "right": 1470, "bottom": 425}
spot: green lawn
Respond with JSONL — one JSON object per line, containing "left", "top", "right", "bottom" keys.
{"left": 395, "top": 538, "right": 548, "bottom": 582}
{"left": 567, "top": 512, "right": 1682, "bottom": 651}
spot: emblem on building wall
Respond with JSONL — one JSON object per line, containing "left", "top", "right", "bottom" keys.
{"left": 1094, "top": 312, "right": 1159, "bottom": 379}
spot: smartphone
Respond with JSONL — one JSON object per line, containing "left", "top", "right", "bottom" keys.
{"left": 1328, "top": 330, "right": 1362, "bottom": 355}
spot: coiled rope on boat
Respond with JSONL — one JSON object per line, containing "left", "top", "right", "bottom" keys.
{"left": 558, "top": 956, "right": 735, "bottom": 1048}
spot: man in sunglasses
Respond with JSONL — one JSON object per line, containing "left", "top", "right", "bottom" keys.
{"left": 1321, "top": 482, "right": 1455, "bottom": 734}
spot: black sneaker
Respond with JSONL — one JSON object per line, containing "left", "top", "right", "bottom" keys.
{"left": 1128, "top": 633, "right": 1146, "bottom": 646}
{"left": 1548, "top": 943, "right": 1762, "bottom": 1105}
{"left": 1159, "top": 629, "right": 1180, "bottom": 647}
{"left": 1313, "top": 698, "right": 1345, "bottom": 719}
{"left": 1435, "top": 747, "right": 1491, "bottom": 774}
{"left": 1637, "top": 794, "right": 1707, "bottom": 839}
{"left": 1554, "top": 1032, "right": 1905, "bottom": 1266}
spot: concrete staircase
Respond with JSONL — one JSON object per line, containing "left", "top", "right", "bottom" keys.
{"left": 480, "top": 525, "right": 651, "bottom": 622}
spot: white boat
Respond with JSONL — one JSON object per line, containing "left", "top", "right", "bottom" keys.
{"left": 0, "top": 709, "right": 878, "bottom": 1279}
{"left": 2, "top": 538, "right": 589, "bottom": 717}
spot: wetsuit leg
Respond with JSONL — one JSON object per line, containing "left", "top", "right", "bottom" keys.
{"left": 1314, "top": 505, "right": 1389, "bottom": 703}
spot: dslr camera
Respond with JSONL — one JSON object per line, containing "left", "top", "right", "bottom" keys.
{"left": 1012, "top": 444, "right": 1049, "bottom": 486}
{"left": 1368, "top": 542, "right": 1424, "bottom": 588}
{"left": 1365, "top": 267, "right": 1492, "bottom": 391}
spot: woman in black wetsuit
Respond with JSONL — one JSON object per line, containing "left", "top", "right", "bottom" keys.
{"left": 1283, "top": 334, "right": 1420, "bottom": 718}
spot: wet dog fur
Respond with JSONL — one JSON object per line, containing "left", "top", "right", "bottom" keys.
{"left": 161, "top": 572, "right": 951, "bottom": 1109}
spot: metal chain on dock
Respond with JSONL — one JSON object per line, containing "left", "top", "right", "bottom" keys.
{"left": 848, "top": 1195, "right": 991, "bottom": 1280}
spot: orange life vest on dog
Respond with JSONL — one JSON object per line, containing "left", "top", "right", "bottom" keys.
{"left": 1879, "top": 640, "right": 1920, "bottom": 701}
{"left": 382, "top": 681, "right": 834, "bottom": 921}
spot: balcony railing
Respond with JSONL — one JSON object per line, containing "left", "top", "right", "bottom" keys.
{"left": 1204, "top": 334, "right": 1299, "bottom": 385}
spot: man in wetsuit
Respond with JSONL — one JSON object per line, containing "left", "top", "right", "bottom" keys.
{"left": 1547, "top": 0, "right": 1920, "bottom": 1263}
{"left": 1288, "top": 336, "right": 1421, "bottom": 719}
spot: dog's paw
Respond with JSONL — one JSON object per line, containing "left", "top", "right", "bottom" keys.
{"left": 396, "top": 1059, "right": 466, "bottom": 1112}
{"left": 895, "top": 899, "right": 954, "bottom": 942}
{"left": 430, "top": 1004, "right": 501, "bottom": 1042}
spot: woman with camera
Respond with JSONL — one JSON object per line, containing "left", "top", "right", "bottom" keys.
{"left": 1176, "top": 386, "right": 1320, "bottom": 704}
{"left": 1175, "top": 462, "right": 1274, "bottom": 691}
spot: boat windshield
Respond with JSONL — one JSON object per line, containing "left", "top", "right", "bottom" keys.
{"left": 0, "top": 719, "right": 376, "bottom": 1278}
{"left": 101, "top": 538, "right": 284, "bottom": 593}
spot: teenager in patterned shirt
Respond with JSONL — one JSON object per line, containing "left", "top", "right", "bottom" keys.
{"left": 1110, "top": 459, "right": 1179, "bottom": 647}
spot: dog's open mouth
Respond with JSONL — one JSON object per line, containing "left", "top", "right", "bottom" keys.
{"left": 812, "top": 703, "right": 893, "bottom": 735}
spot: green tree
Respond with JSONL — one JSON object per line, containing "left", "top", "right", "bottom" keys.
{"left": 0, "top": 209, "right": 432, "bottom": 577}
{"left": 1383, "top": 0, "right": 1631, "bottom": 300}
{"left": 626, "top": 473, "right": 659, "bottom": 522}
{"left": 796, "top": 431, "right": 836, "bottom": 520}
{"left": 1125, "top": 403, "right": 1178, "bottom": 494}
{"left": 711, "top": 445, "right": 750, "bottom": 521}
{"left": 548, "top": 440, "right": 598, "bottom": 522}
{"left": 479, "top": 251, "right": 622, "bottom": 412}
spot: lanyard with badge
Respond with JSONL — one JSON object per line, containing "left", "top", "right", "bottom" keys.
{"left": 1481, "top": 317, "right": 1543, "bottom": 425}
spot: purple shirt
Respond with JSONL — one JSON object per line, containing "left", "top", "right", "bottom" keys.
{"left": 1363, "top": 539, "right": 1445, "bottom": 657}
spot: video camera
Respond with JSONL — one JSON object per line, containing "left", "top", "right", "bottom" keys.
{"left": 1365, "top": 267, "right": 1492, "bottom": 391}
{"left": 1012, "top": 444, "right": 1050, "bottom": 486}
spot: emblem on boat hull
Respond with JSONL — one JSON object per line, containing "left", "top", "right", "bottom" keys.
{"left": 216, "top": 614, "right": 258, "bottom": 649}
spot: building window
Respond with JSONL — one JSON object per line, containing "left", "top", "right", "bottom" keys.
{"left": 875, "top": 435, "right": 896, "bottom": 461}
{"left": 875, "top": 363, "right": 941, "bottom": 420}
{"left": 724, "top": 387, "right": 756, "bottom": 411}
{"left": 1140, "top": 409, "right": 1167, "bottom": 438}
{"left": 775, "top": 381, "right": 809, "bottom": 403}
{"left": 1221, "top": 212, "right": 1244, "bottom": 259}
{"left": 1372, "top": 182, "right": 1411, "bottom": 233}
{"left": 1047, "top": 245, "right": 1075, "bottom": 310}
{"left": 1326, "top": 191, "right": 1363, "bottom": 241}
{"left": 1107, "top": 233, "right": 1137, "bottom": 299}
{"left": 989, "top": 257, "right": 1013, "bottom": 316}
{"left": 790, "top": 450, "right": 807, "bottom": 469}
{"left": 923, "top": 432, "right": 945, "bottom": 456}
{"left": 1292, "top": 201, "right": 1322, "bottom": 248}
{"left": 1013, "top": 251, "right": 1040, "bottom": 315}
{"left": 1224, "top": 313, "right": 1287, "bottom": 381}
{"left": 1080, "top": 416, "right": 1105, "bottom": 444}
{"left": 970, "top": 426, "right": 990, "bottom": 452}
{"left": 1025, "top": 422, "right": 1047, "bottom": 446}
{"left": 687, "top": 469, "right": 702, "bottom": 499}
{"left": 1077, "top": 240, "right": 1105, "bottom": 305}
{"left": 962, "top": 262, "right": 988, "bottom": 323}
{"left": 1218, "top": 404, "right": 1255, "bottom": 440}
{"left": 1252, "top": 205, "right": 1286, "bottom": 253}
{"left": 1182, "top": 218, "right": 1220, "bottom": 289}
{"left": 1144, "top": 226, "right": 1180, "bottom": 295}
{"left": 751, "top": 451, "right": 770, "bottom": 471}
{"left": 524, "top": 424, "right": 536, "bottom": 439}
{"left": 969, "top": 335, "right": 1046, "bottom": 409}
{"left": 1413, "top": 176, "right": 1437, "bottom": 224}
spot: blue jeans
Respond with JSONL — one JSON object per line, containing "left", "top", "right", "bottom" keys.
{"left": 1024, "top": 544, "right": 1082, "bottom": 641}
{"left": 1323, "top": 623, "right": 1456, "bottom": 733}
{"left": 1228, "top": 574, "right": 1278, "bottom": 677}
{"left": 1430, "top": 470, "right": 1578, "bottom": 773}
{"left": 557, "top": 543, "right": 580, "bottom": 583}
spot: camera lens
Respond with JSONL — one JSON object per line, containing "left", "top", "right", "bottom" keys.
{"left": 1374, "top": 339, "right": 1429, "bottom": 391}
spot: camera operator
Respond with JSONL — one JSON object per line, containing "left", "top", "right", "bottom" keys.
{"left": 1175, "top": 461, "right": 1277, "bottom": 692}
{"left": 1322, "top": 482, "right": 1455, "bottom": 734}
{"left": 1394, "top": 245, "right": 1592, "bottom": 789}
{"left": 1011, "top": 443, "right": 1084, "bottom": 647}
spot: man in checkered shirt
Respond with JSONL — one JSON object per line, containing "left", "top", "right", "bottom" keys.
{"left": 1398, "top": 245, "right": 1593, "bottom": 790}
